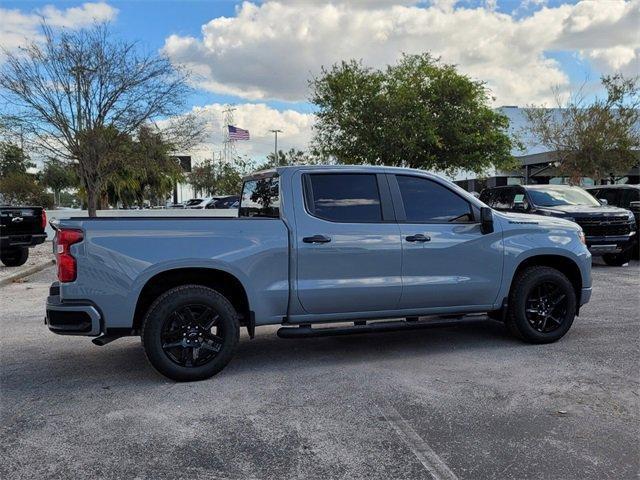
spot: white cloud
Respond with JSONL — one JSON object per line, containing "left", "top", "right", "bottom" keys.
{"left": 164, "top": 0, "right": 640, "bottom": 106}
{"left": 0, "top": 2, "right": 118, "bottom": 55}
{"left": 182, "top": 102, "right": 315, "bottom": 164}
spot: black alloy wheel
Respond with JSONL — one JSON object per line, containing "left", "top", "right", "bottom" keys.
{"left": 524, "top": 281, "right": 568, "bottom": 333}
{"left": 141, "top": 285, "right": 239, "bottom": 381}
{"left": 161, "top": 304, "right": 224, "bottom": 367}
{"left": 506, "top": 265, "right": 576, "bottom": 344}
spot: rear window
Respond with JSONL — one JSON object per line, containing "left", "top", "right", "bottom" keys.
{"left": 305, "top": 173, "right": 382, "bottom": 222}
{"left": 239, "top": 177, "right": 280, "bottom": 218}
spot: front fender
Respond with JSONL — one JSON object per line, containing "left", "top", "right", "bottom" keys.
{"left": 495, "top": 223, "right": 591, "bottom": 306}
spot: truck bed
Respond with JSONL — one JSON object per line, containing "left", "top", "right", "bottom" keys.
{"left": 56, "top": 217, "right": 290, "bottom": 329}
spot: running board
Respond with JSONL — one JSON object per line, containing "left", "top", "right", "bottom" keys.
{"left": 277, "top": 317, "right": 481, "bottom": 339}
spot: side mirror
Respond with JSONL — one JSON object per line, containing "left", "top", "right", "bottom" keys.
{"left": 480, "top": 207, "right": 494, "bottom": 234}
{"left": 599, "top": 198, "right": 608, "bottom": 205}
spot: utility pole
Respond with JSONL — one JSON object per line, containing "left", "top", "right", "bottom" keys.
{"left": 269, "top": 129, "right": 282, "bottom": 166}
{"left": 222, "top": 106, "right": 237, "bottom": 163}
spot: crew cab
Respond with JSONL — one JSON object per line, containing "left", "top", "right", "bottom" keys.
{"left": 46, "top": 166, "right": 592, "bottom": 381}
{"left": 480, "top": 184, "right": 637, "bottom": 266}
{"left": 0, "top": 205, "right": 47, "bottom": 266}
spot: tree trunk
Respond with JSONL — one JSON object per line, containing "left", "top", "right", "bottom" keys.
{"left": 86, "top": 188, "right": 98, "bottom": 217}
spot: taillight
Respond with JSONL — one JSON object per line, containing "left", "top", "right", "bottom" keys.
{"left": 56, "top": 229, "right": 83, "bottom": 282}
{"left": 41, "top": 209, "right": 47, "bottom": 230}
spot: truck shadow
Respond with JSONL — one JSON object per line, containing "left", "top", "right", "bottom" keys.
{"left": 5, "top": 317, "right": 522, "bottom": 391}
{"left": 229, "top": 318, "right": 518, "bottom": 375}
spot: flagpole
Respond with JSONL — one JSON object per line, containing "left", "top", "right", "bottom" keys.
{"left": 269, "top": 129, "right": 282, "bottom": 166}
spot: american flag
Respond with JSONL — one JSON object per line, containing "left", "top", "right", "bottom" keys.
{"left": 228, "top": 125, "right": 250, "bottom": 140}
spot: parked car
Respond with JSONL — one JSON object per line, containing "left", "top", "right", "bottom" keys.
{"left": 205, "top": 195, "right": 239, "bottom": 209}
{"left": 586, "top": 184, "right": 639, "bottom": 259}
{"left": 0, "top": 205, "right": 47, "bottom": 266}
{"left": 183, "top": 198, "right": 205, "bottom": 208}
{"left": 46, "top": 166, "right": 592, "bottom": 381}
{"left": 185, "top": 197, "right": 223, "bottom": 209}
{"left": 166, "top": 202, "right": 185, "bottom": 209}
{"left": 480, "top": 184, "right": 637, "bottom": 266}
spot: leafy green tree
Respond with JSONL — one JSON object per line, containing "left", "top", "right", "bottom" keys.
{"left": 310, "top": 54, "right": 516, "bottom": 176}
{"left": 258, "top": 148, "right": 319, "bottom": 170}
{"left": 0, "top": 142, "right": 34, "bottom": 177}
{"left": 103, "top": 125, "right": 185, "bottom": 207}
{"left": 40, "top": 158, "right": 79, "bottom": 206}
{"left": 189, "top": 159, "right": 217, "bottom": 197}
{"left": 524, "top": 74, "right": 640, "bottom": 184}
{"left": 0, "top": 172, "right": 53, "bottom": 208}
{"left": 189, "top": 157, "right": 250, "bottom": 197}
{"left": 216, "top": 158, "right": 250, "bottom": 195}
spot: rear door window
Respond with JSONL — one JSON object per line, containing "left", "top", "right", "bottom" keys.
{"left": 305, "top": 173, "right": 382, "bottom": 222}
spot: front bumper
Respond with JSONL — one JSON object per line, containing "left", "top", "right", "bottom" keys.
{"left": 580, "top": 287, "right": 592, "bottom": 306}
{"left": 45, "top": 283, "right": 102, "bottom": 336}
{"left": 1, "top": 233, "right": 47, "bottom": 248}
{"left": 586, "top": 232, "right": 636, "bottom": 255}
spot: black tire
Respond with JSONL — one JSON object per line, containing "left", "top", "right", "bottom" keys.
{"left": 602, "top": 249, "right": 633, "bottom": 267}
{"left": 0, "top": 247, "right": 29, "bottom": 267}
{"left": 506, "top": 266, "right": 576, "bottom": 344}
{"left": 141, "top": 285, "right": 240, "bottom": 381}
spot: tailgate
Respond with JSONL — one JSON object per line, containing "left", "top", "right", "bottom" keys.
{"left": 0, "top": 207, "right": 44, "bottom": 236}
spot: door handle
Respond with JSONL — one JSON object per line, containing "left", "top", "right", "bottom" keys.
{"left": 405, "top": 234, "right": 431, "bottom": 242}
{"left": 303, "top": 234, "right": 332, "bottom": 244}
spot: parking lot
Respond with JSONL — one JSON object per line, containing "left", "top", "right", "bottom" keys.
{"left": 1, "top": 260, "right": 638, "bottom": 479}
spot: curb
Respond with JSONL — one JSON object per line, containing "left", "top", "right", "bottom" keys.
{"left": 0, "top": 259, "right": 56, "bottom": 287}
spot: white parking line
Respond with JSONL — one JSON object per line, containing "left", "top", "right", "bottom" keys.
{"left": 377, "top": 402, "right": 459, "bottom": 480}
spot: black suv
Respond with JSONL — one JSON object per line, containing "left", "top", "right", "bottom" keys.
{"left": 586, "top": 184, "right": 639, "bottom": 260}
{"left": 480, "top": 184, "right": 637, "bottom": 266}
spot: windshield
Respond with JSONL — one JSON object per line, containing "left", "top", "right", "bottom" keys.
{"left": 528, "top": 187, "right": 600, "bottom": 207}
{"left": 185, "top": 199, "right": 203, "bottom": 206}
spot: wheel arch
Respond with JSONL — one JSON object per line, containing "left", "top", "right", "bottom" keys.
{"left": 510, "top": 254, "right": 583, "bottom": 308}
{"left": 132, "top": 267, "right": 251, "bottom": 332}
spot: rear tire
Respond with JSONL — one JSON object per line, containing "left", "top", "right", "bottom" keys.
{"left": 141, "top": 285, "right": 240, "bottom": 381}
{"left": 602, "top": 249, "right": 633, "bottom": 267}
{"left": 0, "top": 247, "right": 29, "bottom": 267}
{"left": 506, "top": 266, "right": 576, "bottom": 344}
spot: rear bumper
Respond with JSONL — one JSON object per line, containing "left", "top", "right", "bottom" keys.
{"left": 586, "top": 232, "right": 636, "bottom": 255}
{"left": 45, "top": 283, "right": 102, "bottom": 336}
{"left": 1, "top": 233, "right": 46, "bottom": 248}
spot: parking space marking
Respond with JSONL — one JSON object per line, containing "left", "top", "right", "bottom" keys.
{"left": 377, "top": 402, "right": 458, "bottom": 480}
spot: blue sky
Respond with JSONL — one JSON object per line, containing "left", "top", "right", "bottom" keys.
{"left": 1, "top": 0, "right": 637, "bottom": 160}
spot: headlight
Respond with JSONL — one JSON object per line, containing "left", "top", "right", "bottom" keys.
{"left": 578, "top": 230, "right": 586, "bottom": 245}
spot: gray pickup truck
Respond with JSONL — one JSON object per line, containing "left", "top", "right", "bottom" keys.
{"left": 46, "top": 166, "right": 592, "bottom": 381}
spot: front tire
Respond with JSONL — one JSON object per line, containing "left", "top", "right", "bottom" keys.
{"left": 1, "top": 247, "right": 29, "bottom": 267}
{"left": 141, "top": 285, "right": 240, "bottom": 381}
{"left": 506, "top": 266, "right": 576, "bottom": 344}
{"left": 602, "top": 249, "right": 633, "bottom": 267}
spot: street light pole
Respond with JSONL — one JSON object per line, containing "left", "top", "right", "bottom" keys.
{"left": 269, "top": 129, "right": 282, "bottom": 166}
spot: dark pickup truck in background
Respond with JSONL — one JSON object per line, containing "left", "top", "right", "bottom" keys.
{"left": 480, "top": 184, "right": 637, "bottom": 266}
{"left": 0, "top": 206, "right": 47, "bottom": 266}
{"left": 586, "top": 184, "right": 639, "bottom": 260}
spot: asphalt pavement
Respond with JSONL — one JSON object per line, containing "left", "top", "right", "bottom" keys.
{"left": 1, "top": 260, "right": 638, "bottom": 479}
